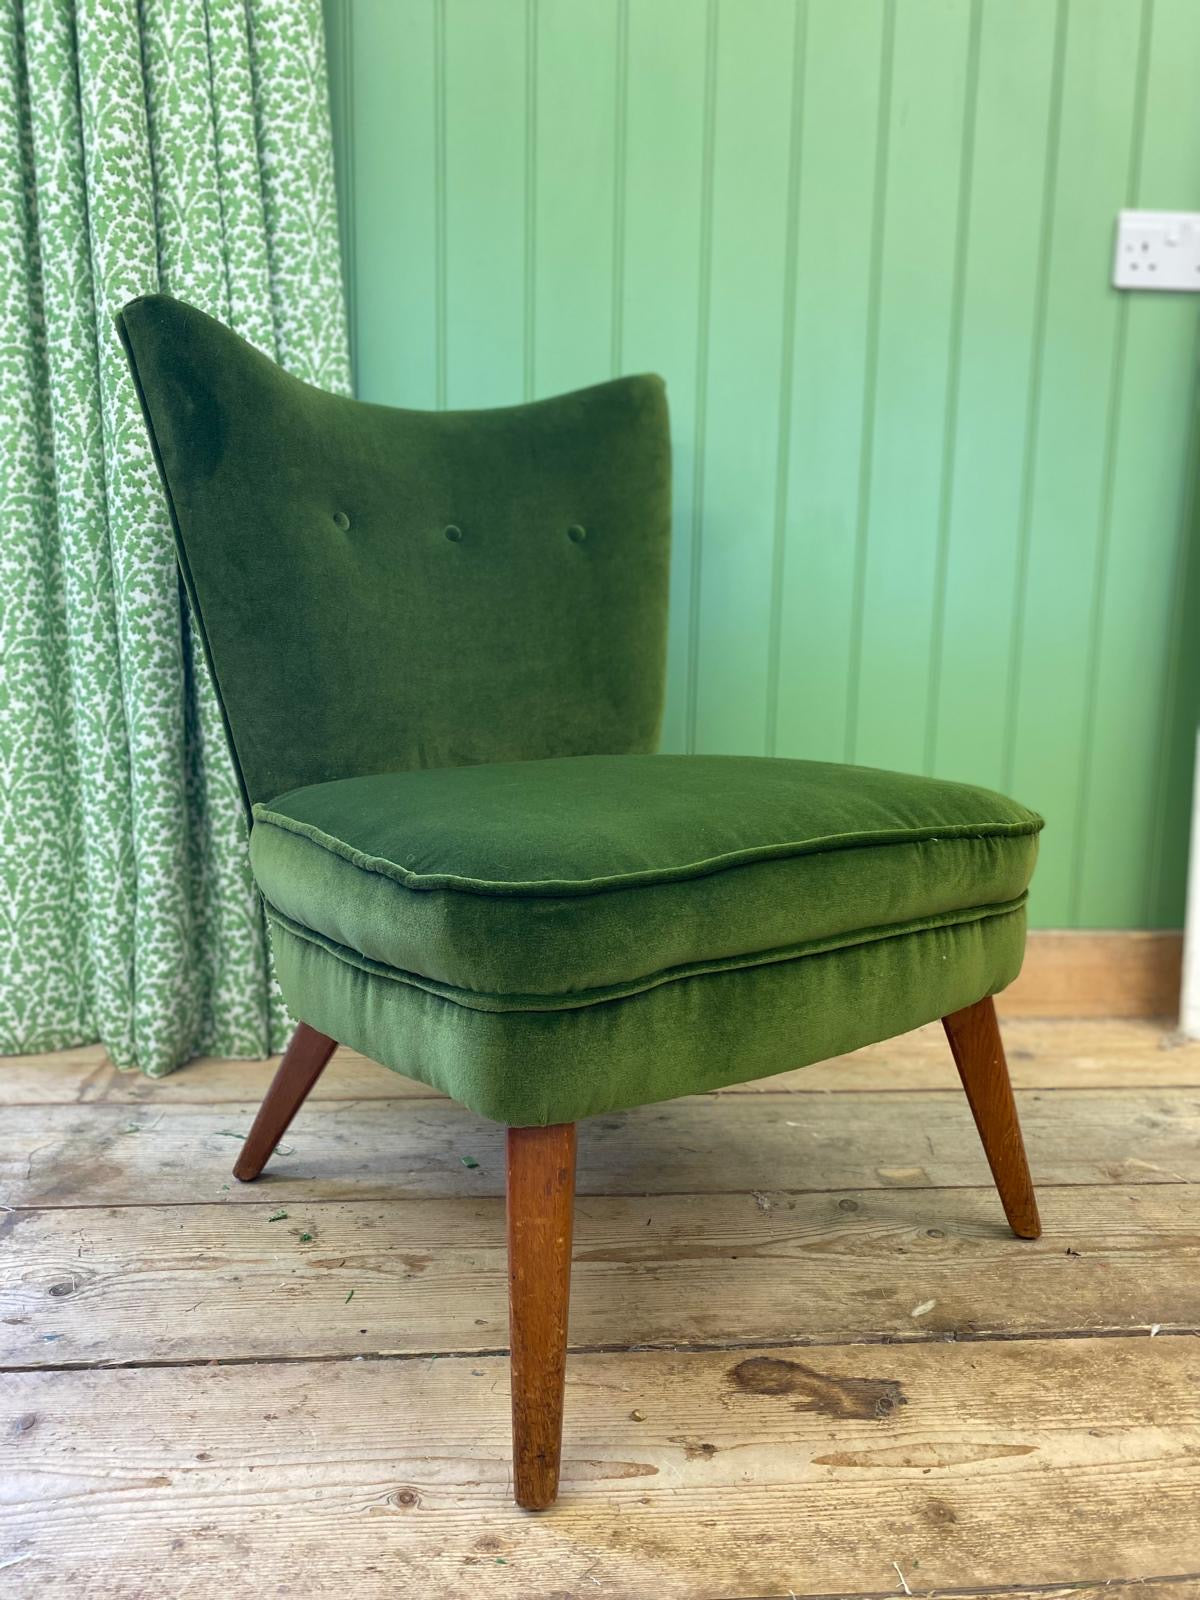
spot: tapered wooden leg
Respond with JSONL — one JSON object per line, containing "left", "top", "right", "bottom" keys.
{"left": 942, "top": 996, "right": 1041, "bottom": 1239}
{"left": 232, "top": 1022, "right": 338, "bottom": 1182}
{"left": 506, "top": 1122, "right": 577, "bottom": 1511}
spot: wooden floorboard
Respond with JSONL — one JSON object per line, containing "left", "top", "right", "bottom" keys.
{"left": 3, "top": 1021, "right": 1199, "bottom": 1597}
{"left": 2, "top": 1185, "right": 1196, "bottom": 1367}
{"left": 3, "top": 1339, "right": 1199, "bottom": 1598}
{"left": 4, "top": 1018, "right": 1198, "bottom": 1104}
{"left": 4, "top": 1087, "right": 1200, "bottom": 1208}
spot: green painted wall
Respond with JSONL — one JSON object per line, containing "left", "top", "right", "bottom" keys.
{"left": 323, "top": 0, "right": 1200, "bottom": 929}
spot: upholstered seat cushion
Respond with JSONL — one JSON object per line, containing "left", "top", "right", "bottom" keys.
{"left": 251, "top": 755, "right": 1040, "bottom": 1123}
{"left": 252, "top": 754, "right": 1039, "bottom": 1002}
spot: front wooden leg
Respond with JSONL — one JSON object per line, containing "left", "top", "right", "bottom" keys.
{"left": 506, "top": 1122, "right": 577, "bottom": 1510}
{"left": 942, "top": 995, "right": 1041, "bottom": 1239}
{"left": 233, "top": 1022, "right": 338, "bottom": 1182}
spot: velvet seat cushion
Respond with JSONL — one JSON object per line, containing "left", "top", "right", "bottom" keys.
{"left": 251, "top": 753, "right": 1041, "bottom": 1012}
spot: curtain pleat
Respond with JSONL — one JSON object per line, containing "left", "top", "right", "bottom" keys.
{"left": 1, "top": 4, "right": 98, "bottom": 1056}
{"left": 0, "top": 0, "right": 351, "bottom": 1073}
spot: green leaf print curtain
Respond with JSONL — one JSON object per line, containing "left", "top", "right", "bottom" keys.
{"left": 0, "top": 0, "right": 351, "bottom": 1073}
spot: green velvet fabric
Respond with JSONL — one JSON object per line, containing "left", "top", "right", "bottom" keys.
{"left": 114, "top": 294, "right": 671, "bottom": 814}
{"left": 267, "top": 898, "right": 1030, "bottom": 1124}
{"left": 249, "top": 755, "right": 1041, "bottom": 1002}
{"left": 116, "top": 291, "right": 1044, "bottom": 1127}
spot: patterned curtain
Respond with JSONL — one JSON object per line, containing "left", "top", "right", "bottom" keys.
{"left": 0, "top": 0, "right": 351, "bottom": 1073}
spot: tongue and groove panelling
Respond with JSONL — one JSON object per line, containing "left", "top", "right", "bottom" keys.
{"left": 323, "top": 0, "right": 1200, "bottom": 929}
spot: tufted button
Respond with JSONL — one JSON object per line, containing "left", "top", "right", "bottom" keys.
{"left": 567, "top": 524, "right": 587, "bottom": 543}
{"left": 444, "top": 524, "right": 463, "bottom": 542}
{"left": 332, "top": 510, "right": 350, "bottom": 531}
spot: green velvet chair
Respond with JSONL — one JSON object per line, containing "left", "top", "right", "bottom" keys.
{"left": 117, "top": 293, "right": 1044, "bottom": 1511}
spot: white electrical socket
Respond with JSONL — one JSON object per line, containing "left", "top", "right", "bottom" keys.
{"left": 1113, "top": 210, "right": 1200, "bottom": 292}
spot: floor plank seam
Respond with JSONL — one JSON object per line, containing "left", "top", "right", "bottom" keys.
{"left": 7, "top": 1175, "right": 1195, "bottom": 1212}
{"left": 727, "top": 1572, "right": 1200, "bottom": 1600}
{"left": 6, "top": 1322, "right": 1197, "bottom": 1376}
{"left": 10, "top": 1083, "right": 1200, "bottom": 1108}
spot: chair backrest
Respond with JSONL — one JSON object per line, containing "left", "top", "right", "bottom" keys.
{"left": 116, "top": 295, "right": 671, "bottom": 813}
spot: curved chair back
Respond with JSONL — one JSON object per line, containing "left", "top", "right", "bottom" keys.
{"left": 116, "top": 295, "right": 671, "bottom": 812}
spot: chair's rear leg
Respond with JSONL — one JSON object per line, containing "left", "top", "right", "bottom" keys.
{"left": 942, "top": 995, "right": 1041, "bottom": 1239}
{"left": 506, "top": 1122, "right": 577, "bottom": 1510}
{"left": 233, "top": 1022, "right": 338, "bottom": 1182}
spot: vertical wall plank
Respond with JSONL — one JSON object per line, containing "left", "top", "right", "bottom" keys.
{"left": 1076, "top": 0, "right": 1200, "bottom": 926}
{"left": 850, "top": 0, "right": 972, "bottom": 774}
{"left": 328, "top": 0, "right": 1200, "bottom": 930}
{"left": 773, "top": 0, "right": 886, "bottom": 765}
{"left": 442, "top": 0, "right": 528, "bottom": 407}
{"left": 1007, "top": 0, "right": 1144, "bottom": 924}
{"left": 343, "top": 0, "right": 438, "bottom": 407}
{"left": 532, "top": 0, "right": 619, "bottom": 397}
{"left": 929, "top": 0, "right": 1060, "bottom": 794}
{"left": 692, "top": 0, "right": 796, "bottom": 754}
{"left": 1148, "top": 357, "right": 1200, "bottom": 927}
{"left": 620, "top": 0, "right": 708, "bottom": 753}
{"left": 762, "top": 0, "right": 808, "bottom": 760}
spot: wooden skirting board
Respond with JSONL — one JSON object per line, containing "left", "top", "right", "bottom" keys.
{"left": 1001, "top": 930, "right": 1182, "bottom": 1019}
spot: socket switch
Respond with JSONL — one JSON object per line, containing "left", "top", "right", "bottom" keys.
{"left": 1113, "top": 210, "right": 1200, "bottom": 292}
